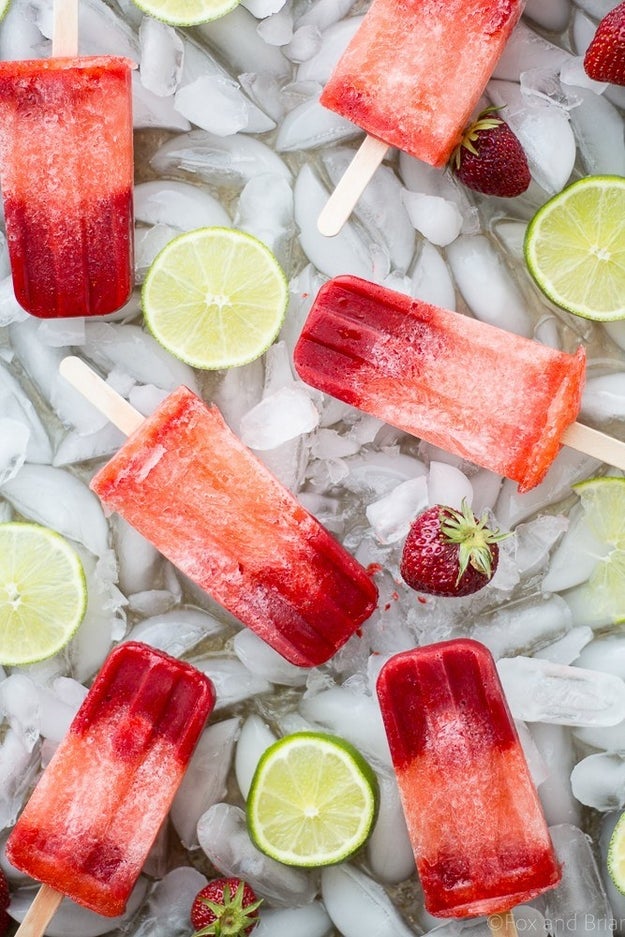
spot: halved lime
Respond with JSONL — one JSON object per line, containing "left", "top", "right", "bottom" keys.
{"left": 0, "top": 523, "right": 87, "bottom": 666}
{"left": 130, "top": 0, "right": 238, "bottom": 26}
{"left": 142, "top": 227, "right": 288, "bottom": 370}
{"left": 246, "top": 731, "right": 378, "bottom": 867}
{"left": 560, "top": 476, "right": 625, "bottom": 627}
{"left": 608, "top": 811, "right": 625, "bottom": 895}
{"left": 524, "top": 175, "right": 625, "bottom": 321}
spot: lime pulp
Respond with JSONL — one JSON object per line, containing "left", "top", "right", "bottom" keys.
{"left": 246, "top": 731, "right": 379, "bottom": 868}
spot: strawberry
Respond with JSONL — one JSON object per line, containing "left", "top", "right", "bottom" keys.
{"left": 451, "top": 108, "right": 531, "bottom": 197}
{"left": 0, "top": 869, "right": 10, "bottom": 937}
{"left": 400, "top": 499, "right": 509, "bottom": 598}
{"left": 190, "top": 878, "right": 262, "bottom": 937}
{"left": 583, "top": 1, "right": 625, "bottom": 84}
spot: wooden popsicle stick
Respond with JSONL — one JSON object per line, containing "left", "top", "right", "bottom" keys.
{"left": 59, "top": 356, "right": 144, "bottom": 436}
{"left": 317, "top": 134, "right": 389, "bottom": 237}
{"left": 52, "top": 0, "right": 79, "bottom": 57}
{"left": 488, "top": 910, "right": 518, "bottom": 937}
{"left": 562, "top": 421, "right": 625, "bottom": 472}
{"left": 14, "top": 885, "right": 63, "bottom": 937}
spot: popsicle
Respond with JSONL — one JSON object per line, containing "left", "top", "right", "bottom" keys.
{"left": 6, "top": 641, "right": 215, "bottom": 933}
{"left": 376, "top": 639, "right": 561, "bottom": 919}
{"left": 293, "top": 275, "right": 625, "bottom": 491}
{"left": 0, "top": 54, "right": 135, "bottom": 318}
{"left": 317, "top": 0, "right": 524, "bottom": 235}
{"left": 59, "top": 357, "right": 378, "bottom": 668}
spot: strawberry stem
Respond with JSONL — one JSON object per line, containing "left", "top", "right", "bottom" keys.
{"left": 439, "top": 499, "right": 510, "bottom": 585}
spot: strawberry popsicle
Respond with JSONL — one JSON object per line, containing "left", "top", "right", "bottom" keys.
{"left": 320, "top": 0, "right": 524, "bottom": 167}
{"left": 89, "top": 385, "right": 377, "bottom": 667}
{"left": 377, "top": 639, "right": 561, "bottom": 917}
{"left": 0, "top": 56, "right": 135, "bottom": 319}
{"left": 293, "top": 275, "right": 586, "bottom": 492}
{"left": 6, "top": 642, "right": 215, "bottom": 917}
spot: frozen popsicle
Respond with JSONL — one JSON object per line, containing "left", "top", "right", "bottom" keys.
{"left": 0, "top": 54, "right": 135, "bottom": 318}
{"left": 317, "top": 0, "right": 524, "bottom": 235}
{"left": 293, "top": 275, "right": 625, "bottom": 491}
{"left": 376, "top": 639, "right": 561, "bottom": 918}
{"left": 59, "top": 356, "right": 378, "bottom": 668}
{"left": 6, "top": 641, "right": 214, "bottom": 930}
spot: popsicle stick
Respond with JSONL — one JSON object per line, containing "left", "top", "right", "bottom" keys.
{"left": 14, "top": 885, "right": 63, "bottom": 937}
{"left": 59, "top": 356, "right": 144, "bottom": 436}
{"left": 317, "top": 134, "right": 389, "bottom": 237}
{"left": 562, "top": 421, "right": 625, "bottom": 472}
{"left": 488, "top": 911, "right": 518, "bottom": 937}
{"left": 52, "top": 0, "right": 79, "bottom": 57}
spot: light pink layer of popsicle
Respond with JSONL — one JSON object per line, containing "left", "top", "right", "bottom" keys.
{"left": 320, "top": 0, "right": 523, "bottom": 165}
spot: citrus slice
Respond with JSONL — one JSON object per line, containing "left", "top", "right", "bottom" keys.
{"left": 142, "top": 227, "right": 288, "bottom": 370}
{"left": 246, "top": 731, "right": 379, "bottom": 867}
{"left": 0, "top": 0, "right": 10, "bottom": 20}
{"left": 558, "top": 476, "right": 625, "bottom": 627}
{"left": 0, "top": 523, "right": 87, "bottom": 666}
{"left": 524, "top": 175, "right": 625, "bottom": 321}
{"left": 130, "top": 0, "right": 238, "bottom": 26}
{"left": 608, "top": 811, "right": 625, "bottom": 895}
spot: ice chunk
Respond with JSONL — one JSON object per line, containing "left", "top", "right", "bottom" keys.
{"left": 365, "top": 768, "right": 415, "bottom": 884}
{"left": 240, "top": 384, "right": 319, "bottom": 450}
{"left": 130, "top": 868, "right": 207, "bottom": 937}
{"left": 530, "top": 723, "right": 582, "bottom": 826}
{"left": 297, "top": 16, "right": 363, "bottom": 83}
{"left": 571, "top": 752, "right": 625, "bottom": 810}
{"left": 139, "top": 17, "right": 183, "bottom": 97}
{"left": 471, "top": 594, "right": 572, "bottom": 659}
{"left": 235, "top": 174, "right": 293, "bottom": 267}
{"left": 253, "top": 902, "right": 333, "bottom": 937}
{"left": 171, "top": 718, "right": 241, "bottom": 848}
{"left": 134, "top": 180, "right": 231, "bottom": 230}
{"left": 299, "top": 682, "right": 391, "bottom": 767}
{"left": 498, "top": 656, "right": 625, "bottom": 726}
{"left": 321, "top": 863, "right": 415, "bottom": 937}
{"left": 366, "top": 476, "right": 428, "bottom": 544}
{"left": 125, "top": 607, "right": 226, "bottom": 656}
{"left": 0, "top": 464, "right": 109, "bottom": 558}
{"left": 446, "top": 235, "right": 533, "bottom": 337}
{"left": 402, "top": 191, "right": 463, "bottom": 247}
{"left": 543, "top": 824, "right": 613, "bottom": 934}
{"left": 488, "top": 79, "right": 576, "bottom": 194}
{"left": 569, "top": 87, "right": 625, "bottom": 176}
{"left": 234, "top": 714, "right": 278, "bottom": 799}
{"left": 534, "top": 627, "right": 594, "bottom": 666}
{"left": 411, "top": 241, "right": 457, "bottom": 311}
{"left": 427, "top": 461, "right": 474, "bottom": 511}
{"left": 151, "top": 129, "right": 291, "bottom": 187}
{"left": 197, "top": 803, "right": 317, "bottom": 905}
{"left": 196, "top": 7, "right": 291, "bottom": 78}
{"left": 193, "top": 658, "right": 273, "bottom": 710}
{"left": 233, "top": 630, "right": 310, "bottom": 687}
{"left": 9, "top": 879, "right": 148, "bottom": 937}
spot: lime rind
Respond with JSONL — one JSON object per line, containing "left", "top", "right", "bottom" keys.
{"left": 142, "top": 226, "right": 288, "bottom": 371}
{"left": 246, "top": 731, "right": 379, "bottom": 868}
{"left": 130, "top": 0, "right": 239, "bottom": 26}
{"left": 608, "top": 812, "right": 625, "bottom": 895}
{"left": 0, "top": 522, "right": 87, "bottom": 667}
{"left": 525, "top": 175, "right": 625, "bottom": 322}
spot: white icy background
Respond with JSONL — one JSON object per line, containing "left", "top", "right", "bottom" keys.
{"left": 2, "top": 0, "right": 625, "bottom": 935}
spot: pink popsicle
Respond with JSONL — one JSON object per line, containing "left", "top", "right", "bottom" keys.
{"left": 320, "top": 0, "right": 524, "bottom": 167}
{"left": 7, "top": 642, "right": 215, "bottom": 917}
{"left": 377, "top": 639, "right": 561, "bottom": 917}
{"left": 90, "top": 386, "right": 378, "bottom": 667}
{"left": 0, "top": 56, "right": 134, "bottom": 318}
{"left": 293, "top": 275, "right": 586, "bottom": 492}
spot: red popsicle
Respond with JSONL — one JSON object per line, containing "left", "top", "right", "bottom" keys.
{"left": 7, "top": 642, "right": 214, "bottom": 924}
{"left": 377, "top": 639, "right": 561, "bottom": 918}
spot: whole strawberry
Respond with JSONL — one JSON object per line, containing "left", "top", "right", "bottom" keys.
{"left": 400, "top": 499, "right": 508, "bottom": 597}
{"left": 451, "top": 108, "right": 531, "bottom": 197}
{"left": 0, "top": 869, "right": 10, "bottom": 937}
{"left": 190, "top": 878, "right": 262, "bottom": 937}
{"left": 584, "top": 0, "right": 625, "bottom": 84}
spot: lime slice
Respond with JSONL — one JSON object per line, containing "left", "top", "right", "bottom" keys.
{"left": 130, "top": 0, "right": 238, "bottom": 26}
{"left": 608, "top": 812, "right": 625, "bottom": 895}
{"left": 246, "top": 731, "right": 378, "bottom": 867}
{"left": 0, "top": 523, "right": 87, "bottom": 666}
{"left": 560, "top": 476, "right": 625, "bottom": 627}
{"left": 524, "top": 175, "right": 625, "bottom": 321}
{"left": 142, "top": 227, "right": 288, "bottom": 370}
{"left": 0, "top": 0, "right": 10, "bottom": 20}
